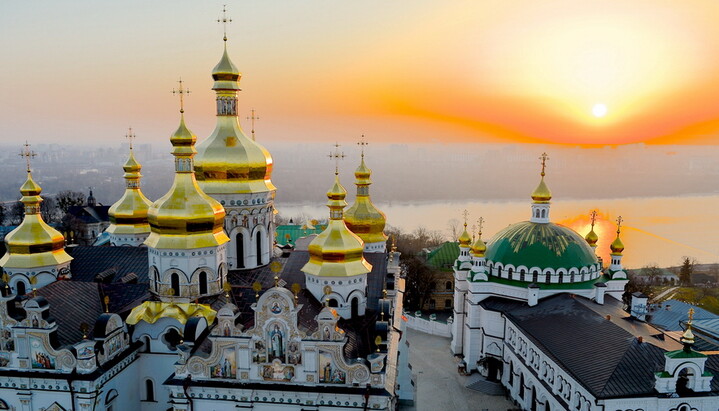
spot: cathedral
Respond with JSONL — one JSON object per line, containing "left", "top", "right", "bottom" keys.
{"left": 451, "top": 156, "right": 719, "bottom": 410}
{"left": 0, "top": 22, "right": 410, "bottom": 411}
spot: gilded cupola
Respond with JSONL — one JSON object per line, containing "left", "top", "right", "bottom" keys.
{"left": 302, "top": 173, "right": 372, "bottom": 277}
{"left": 344, "top": 146, "right": 388, "bottom": 246}
{"left": 531, "top": 153, "right": 552, "bottom": 203}
{"left": 610, "top": 216, "right": 625, "bottom": 255}
{"left": 1, "top": 147, "right": 72, "bottom": 269}
{"left": 471, "top": 218, "right": 487, "bottom": 257}
{"left": 107, "top": 128, "right": 153, "bottom": 238}
{"left": 144, "top": 90, "right": 229, "bottom": 250}
{"left": 585, "top": 210, "right": 599, "bottom": 248}
{"left": 458, "top": 222, "right": 472, "bottom": 248}
{"left": 193, "top": 35, "right": 276, "bottom": 195}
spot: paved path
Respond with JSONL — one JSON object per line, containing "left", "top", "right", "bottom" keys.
{"left": 654, "top": 286, "right": 679, "bottom": 302}
{"left": 400, "top": 328, "right": 514, "bottom": 411}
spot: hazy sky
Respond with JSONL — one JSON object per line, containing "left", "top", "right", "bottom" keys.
{"left": 2, "top": 1, "right": 719, "bottom": 147}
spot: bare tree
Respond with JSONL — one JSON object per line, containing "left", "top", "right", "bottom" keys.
{"left": 447, "top": 218, "right": 460, "bottom": 240}
{"left": 0, "top": 203, "right": 5, "bottom": 226}
{"left": 402, "top": 256, "right": 441, "bottom": 311}
{"left": 427, "top": 230, "right": 446, "bottom": 248}
{"left": 40, "top": 196, "right": 56, "bottom": 223}
{"left": 10, "top": 202, "right": 24, "bottom": 225}
{"left": 55, "top": 191, "right": 86, "bottom": 216}
{"left": 641, "top": 263, "right": 661, "bottom": 285}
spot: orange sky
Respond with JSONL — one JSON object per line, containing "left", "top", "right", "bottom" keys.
{"left": 2, "top": 1, "right": 719, "bottom": 146}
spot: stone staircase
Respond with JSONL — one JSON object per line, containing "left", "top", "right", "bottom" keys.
{"left": 465, "top": 375, "right": 506, "bottom": 396}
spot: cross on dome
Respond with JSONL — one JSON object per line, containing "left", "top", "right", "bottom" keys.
{"left": 616, "top": 215, "right": 623, "bottom": 234}
{"left": 358, "top": 135, "right": 368, "bottom": 158}
{"left": 125, "top": 127, "right": 136, "bottom": 150}
{"left": 217, "top": 4, "right": 232, "bottom": 42}
{"left": 328, "top": 143, "right": 346, "bottom": 175}
{"left": 246, "top": 109, "right": 259, "bottom": 141}
{"left": 19, "top": 141, "right": 36, "bottom": 173}
{"left": 172, "top": 78, "right": 191, "bottom": 114}
{"left": 539, "top": 152, "right": 549, "bottom": 177}
{"left": 589, "top": 210, "right": 597, "bottom": 229}
{"left": 477, "top": 217, "right": 484, "bottom": 236}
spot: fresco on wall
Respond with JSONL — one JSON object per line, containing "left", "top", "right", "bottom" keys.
{"left": 0, "top": 328, "right": 14, "bottom": 352}
{"left": 287, "top": 341, "right": 301, "bottom": 365}
{"left": 267, "top": 323, "right": 285, "bottom": 361}
{"left": 318, "top": 350, "right": 345, "bottom": 384}
{"left": 261, "top": 360, "right": 295, "bottom": 381}
{"left": 252, "top": 340, "right": 267, "bottom": 363}
{"left": 30, "top": 336, "right": 55, "bottom": 369}
{"left": 211, "top": 346, "right": 236, "bottom": 379}
{"left": 0, "top": 352, "right": 9, "bottom": 367}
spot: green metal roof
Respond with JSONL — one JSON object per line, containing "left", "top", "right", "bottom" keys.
{"left": 484, "top": 273, "right": 608, "bottom": 289}
{"left": 485, "top": 221, "right": 598, "bottom": 270}
{"left": 426, "top": 241, "right": 459, "bottom": 271}
{"left": 665, "top": 349, "right": 707, "bottom": 359}
{"left": 275, "top": 224, "right": 326, "bottom": 246}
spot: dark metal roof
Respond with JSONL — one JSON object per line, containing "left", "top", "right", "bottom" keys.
{"left": 67, "top": 205, "right": 110, "bottom": 224}
{"left": 68, "top": 246, "right": 149, "bottom": 283}
{"left": 35, "top": 280, "right": 148, "bottom": 348}
{"left": 484, "top": 294, "right": 719, "bottom": 399}
{"left": 647, "top": 299, "right": 718, "bottom": 332}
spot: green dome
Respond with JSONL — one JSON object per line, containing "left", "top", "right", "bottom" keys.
{"left": 485, "top": 221, "right": 598, "bottom": 270}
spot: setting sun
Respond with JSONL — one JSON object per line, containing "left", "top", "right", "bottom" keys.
{"left": 592, "top": 103, "right": 608, "bottom": 118}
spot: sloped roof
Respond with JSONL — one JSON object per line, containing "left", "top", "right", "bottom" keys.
{"left": 35, "top": 281, "right": 148, "bottom": 348}
{"left": 67, "top": 205, "right": 110, "bottom": 224}
{"left": 68, "top": 246, "right": 148, "bottom": 283}
{"left": 425, "top": 241, "right": 459, "bottom": 271}
{"left": 275, "top": 224, "right": 326, "bottom": 246}
{"left": 647, "top": 299, "right": 718, "bottom": 331}
{"left": 482, "top": 294, "right": 719, "bottom": 399}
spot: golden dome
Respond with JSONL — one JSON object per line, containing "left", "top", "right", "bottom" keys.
{"left": 144, "top": 114, "right": 230, "bottom": 250}
{"left": 107, "top": 148, "right": 153, "bottom": 235}
{"left": 458, "top": 224, "right": 472, "bottom": 247}
{"left": 585, "top": 228, "right": 599, "bottom": 247}
{"left": 531, "top": 176, "right": 552, "bottom": 203}
{"left": 0, "top": 173, "right": 72, "bottom": 269}
{"left": 610, "top": 218, "right": 625, "bottom": 255}
{"left": 471, "top": 235, "right": 486, "bottom": 257}
{"left": 302, "top": 175, "right": 372, "bottom": 277}
{"left": 126, "top": 301, "right": 217, "bottom": 325}
{"left": 344, "top": 157, "right": 388, "bottom": 244}
{"left": 194, "top": 43, "right": 275, "bottom": 195}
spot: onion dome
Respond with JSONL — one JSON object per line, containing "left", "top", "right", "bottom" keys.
{"left": 144, "top": 114, "right": 229, "bottom": 250}
{"left": 107, "top": 144, "right": 152, "bottom": 236}
{"left": 344, "top": 156, "right": 388, "bottom": 244}
{"left": 0, "top": 172, "right": 72, "bottom": 268}
{"left": 585, "top": 228, "right": 599, "bottom": 247}
{"left": 458, "top": 223, "right": 472, "bottom": 247}
{"left": 471, "top": 232, "right": 487, "bottom": 258}
{"left": 610, "top": 233, "right": 624, "bottom": 255}
{"left": 302, "top": 175, "right": 372, "bottom": 277}
{"left": 126, "top": 301, "right": 217, "bottom": 325}
{"left": 531, "top": 173, "right": 552, "bottom": 203}
{"left": 485, "top": 222, "right": 598, "bottom": 270}
{"left": 194, "top": 42, "right": 275, "bottom": 195}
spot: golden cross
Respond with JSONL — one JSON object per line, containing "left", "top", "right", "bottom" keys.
{"left": 217, "top": 4, "right": 232, "bottom": 42}
{"left": 471, "top": 224, "right": 476, "bottom": 241}
{"left": 688, "top": 307, "right": 695, "bottom": 323}
{"left": 590, "top": 210, "right": 597, "bottom": 229}
{"left": 616, "top": 215, "right": 623, "bottom": 234}
{"left": 172, "top": 78, "right": 190, "bottom": 114}
{"left": 539, "top": 152, "right": 549, "bottom": 177}
{"left": 246, "top": 109, "right": 259, "bottom": 141}
{"left": 477, "top": 217, "right": 484, "bottom": 237}
{"left": 328, "top": 143, "right": 345, "bottom": 175}
{"left": 19, "top": 141, "right": 36, "bottom": 173}
{"left": 125, "top": 127, "right": 136, "bottom": 150}
{"left": 358, "top": 134, "right": 368, "bottom": 158}
{"left": 462, "top": 209, "right": 469, "bottom": 227}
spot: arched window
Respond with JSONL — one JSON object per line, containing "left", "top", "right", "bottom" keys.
{"left": 199, "top": 271, "right": 208, "bottom": 295}
{"left": 152, "top": 267, "right": 159, "bottom": 293}
{"left": 328, "top": 299, "right": 338, "bottom": 308}
{"left": 351, "top": 297, "right": 359, "bottom": 317}
{"left": 236, "top": 232, "right": 245, "bottom": 269}
{"left": 508, "top": 268, "right": 513, "bottom": 277}
{"left": 256, "top": 232, "right": 262, "bottom": 266}
{"left": 540, "top": 209, "right": 546, "bottom": 218}
{"left": 144, "top": 379, "right": 155, "bottom": 402}
{"left": 16, "top": 281, "right": 26, "bottom": 296}
{"left": 532, "top": 271, "right": 538, "bottom": 283}
{"left": 508, "top": 361, "right": 514, "bottom": 385}
{"left": 445, "top": 281, "right": 452, "bottom": 290}
{"left": 105, "top": 389, "right": 118, "bottom": 411}
{"left": 170, "top": 273, "right": 180, "bottom": 296}
{"left": 445, "top": 299, "right": 452, "bottom": 310}
{"left": 429, "top": 299, "right": 436, "bottom": 309}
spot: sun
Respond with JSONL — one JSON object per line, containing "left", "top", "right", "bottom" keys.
{"left": 592, "top": 103, "right": 608, "bottom": 118}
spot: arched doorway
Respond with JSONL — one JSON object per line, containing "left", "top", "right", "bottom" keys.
{"left": 328, "top": 299, "right": 338, "bottom": 308}
{"left": 236, "top": 232, "right": 245, "bottom": 269}
{"left": 199, "top": 271, "right": 208, "bottom": 295}
{"left": 16, "top": 281, "right": 26, "bottom": 296}
{"left": 484, "top": 357, "right": 503, "bottom": 382}
{"left": 170, "top": 273, "right": 180, "bottom": 296}
{"left": 351, "top": 297, "right": 359, "bottom": 317}
{"left": 256, "top": 232, "right": 262, "bottom": 266}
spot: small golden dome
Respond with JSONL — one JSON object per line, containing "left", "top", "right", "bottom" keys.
{"left": 0, "top": 173, "right": 72, "bottom": 269}
{"left": 212, "top": 43, "right": 241, "bottom": 87}
{"left": 585, "top": 228, "right": 599, "bottom": 247}
{"left": 345, "top": 157, "right": 388, "bottom": 244}
{"left": 610, "top": 235, "right": 624, "bottom": 255}
{"left": 471, "top": 236, "right": 487, "bottom": 257}
{"left": 531, "top": 177, "right": 552, "bottom": 203}
{"left": 145, "top": 114, "right": 229, "bottom": 250}
{"left": 302, "top": 175, "right": 372, "bottom": 277}
{"left": 458, "top": 224, "right": 472, "bottom": 247}
{"left": 107, "top": 148, "right": 153, "bottom": 236}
